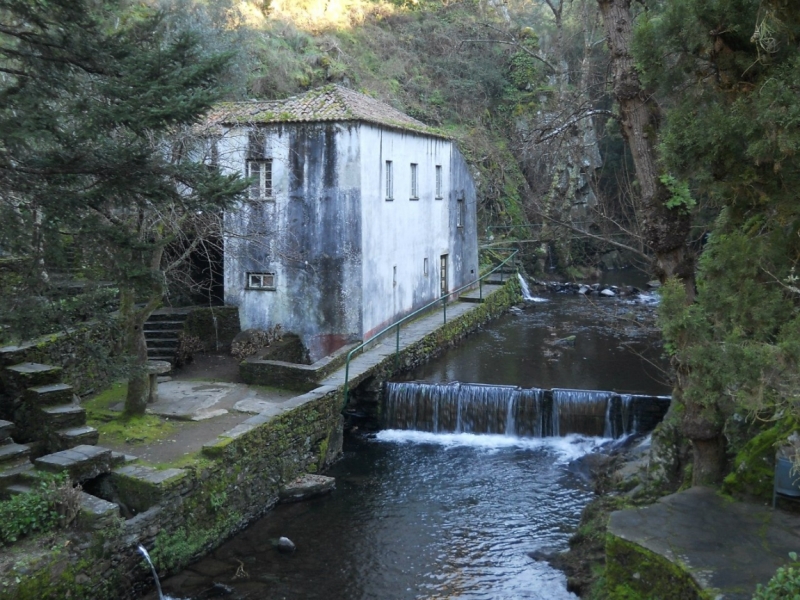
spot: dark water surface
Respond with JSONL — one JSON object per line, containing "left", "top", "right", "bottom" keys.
{"left": 403, "top": 291, "right": 669, "bottom": 395}
{"left": 151, "top": 283, "right": 668, "bottom": 600}
{"left": 156, "top": 434, "right": 602, "bottom": 600}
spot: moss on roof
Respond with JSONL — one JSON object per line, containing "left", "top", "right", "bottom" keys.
{"left": 206, "top": 85, "right": 446, "bottom": 138}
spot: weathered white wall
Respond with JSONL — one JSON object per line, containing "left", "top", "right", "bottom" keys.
{"left": 221, "top": 120, "right": 479, "bottom": 358}
{"left": 221, "top": 123, "right": 363, "bottom": 361}
{"left": 359, "top": 125, "right": 454, "bottom": 338}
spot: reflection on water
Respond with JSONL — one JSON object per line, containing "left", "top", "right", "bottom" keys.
{"left": 152, "top": 435, "right": 594, "bottom": 600}
{"left": 402, "top": 294, "right": 670, "bottom": 395}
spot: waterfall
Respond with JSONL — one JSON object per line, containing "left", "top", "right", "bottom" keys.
{"left": 517, "top": 274, "right": 548, "bottom": 303}
{"left": 138, "top": 545, "right": 165, "bottom": 600}
{"left": 384, "top": 382, "right": 671, "bottom": 439}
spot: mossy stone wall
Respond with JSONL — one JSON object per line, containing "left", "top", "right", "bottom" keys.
{"left": 605, "top": 535, "right": 713, "bottom": 600}
{"left": 0, "top": 320, "right": 122, "bottom": 398}
{"left": 0, "top": 387, "right": 343, "bottom": 600}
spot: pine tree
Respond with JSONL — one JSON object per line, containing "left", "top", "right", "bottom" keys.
{"left": 0, "top": 0, "right": 246, "bottom": 413}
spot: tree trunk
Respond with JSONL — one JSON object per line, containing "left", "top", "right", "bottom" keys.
{"left": 596, "top": 0, "right": 694, "bottom": 300}
{"left": 120, "top": 286, "right": 150, "bottom": 415}
{"left": 596, "top": 0, "right": 726, "bottom": 485}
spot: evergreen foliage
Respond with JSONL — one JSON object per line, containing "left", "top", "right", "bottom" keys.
{"left": 0, "top": 0, "right": 247, "bottom": 411}
{"left": 636, "top": 0, "right": 800, "bottom": 481}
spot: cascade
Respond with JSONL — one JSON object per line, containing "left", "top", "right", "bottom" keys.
{"left": 384, "top": 382, "right": 670, "bottom": 438}
{"left": 138, "top": 545, "right": 165, "bottom": 600}
{"left": 517, "top": 274, "right": 548, "bottom": 302}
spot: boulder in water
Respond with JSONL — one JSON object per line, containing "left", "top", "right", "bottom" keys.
{"left": 277, "top": 536, "right": 296, "bottom": 554}
{"left": 600, "top": 288, "right": 616, "bottom": 297}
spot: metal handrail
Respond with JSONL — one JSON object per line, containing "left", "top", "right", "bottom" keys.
{"left": 341, "top": 249, "right": 519, "bottom": 409}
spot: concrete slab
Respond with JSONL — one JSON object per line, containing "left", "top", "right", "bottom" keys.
{"left": 608, "top": 486, "right": 800, "bottom": 599}
{"left": 114, "top": 380, "right": 297, "bottom": 421}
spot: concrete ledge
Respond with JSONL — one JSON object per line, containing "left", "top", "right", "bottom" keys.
{"left": 241, "top": 342, "right": 359, "bottom": 392}
{"left": 108, "top": 465, "right": 190, "bottom": 513}
{"left": 607, "top": 486, "right": 800, "bottom": 599}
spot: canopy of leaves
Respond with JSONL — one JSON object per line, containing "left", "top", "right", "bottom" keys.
{"left": 643, "top": 1, "right": 800, "bottom": 436}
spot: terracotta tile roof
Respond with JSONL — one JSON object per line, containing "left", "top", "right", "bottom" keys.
{"left": 206, "top": 85, "right": 443, "bottom": 137}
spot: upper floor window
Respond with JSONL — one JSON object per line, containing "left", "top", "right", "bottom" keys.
{"left": 410, "top": 163, "right": 419, "bottom": 200}
{"left": 385, "top": 160, "right": 393, "bottom": 201}
{"left": 435, "top": 165, "right": 443, "bottom": 199}
{"left": 456, "top": 196, "right": 465, "bottom": 229}
{"left": 247, "top": 159, "right": 273, "bottom": 200}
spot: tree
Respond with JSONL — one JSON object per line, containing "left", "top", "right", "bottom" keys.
{"left": 0, "top": 0, "right": 246, "bottom": 414}
{"left": 633, "top": 0, "right": 800, "bottom": 485}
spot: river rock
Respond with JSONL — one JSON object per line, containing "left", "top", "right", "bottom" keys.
{"left": 279, "top": 474, "right": 335, "bottom": 503}
{"left": 646, "top": 280, "right": 661, "bottom": 289}
{"left": 578, "top": 285, "right": 590, "bottom": 295}
{"left": 600, "top": 288, "right": 616, "bottom": 297}
{"left": 277, "top": 537, "right": 296, "bottom": 554}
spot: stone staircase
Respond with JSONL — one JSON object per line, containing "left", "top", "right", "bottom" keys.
{"left": 0, "top": 363, "right": 133, "bottom": 503}
{"left": 144, "top": 308, "right": 191, "bottom": 366}
{"left": 2, "top": 362, "right": 98, "bottom": 456}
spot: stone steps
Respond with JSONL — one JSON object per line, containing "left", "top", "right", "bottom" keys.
{"left": 24, "top": 383, "right": 76, "bottom": 407}
{"left": 0, "top": 442, "right": 31, "bottom": 467}
{"left": 53, "top": 425, "right": 99, "bottom": 451}
{"left": 143, "top": 309, "right": 190, "bottom": 366}
{"left": 0, "top": 420, "right": 14, "bottom": 442}
{"left": 34, "top": 444, "right": 113, "bottom": 483}
{"left": 41, "top": 404, "right": 86, "bottom": 430}
{"left": 2, "top": 363, "right": 63, "bottom": 397}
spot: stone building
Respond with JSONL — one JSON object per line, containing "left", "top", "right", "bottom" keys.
{"left": 209, "top": 85, "right": 479, "bottom": 361}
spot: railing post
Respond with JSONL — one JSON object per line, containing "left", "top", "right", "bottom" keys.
{"left": 395, "top": 324, "right": 400, "bottom": 371}
{"left": 479, "top": 278, "right": 483, "bottom": 301}
{"left": 443, "top": 296, "right": 447, "bottom": 323}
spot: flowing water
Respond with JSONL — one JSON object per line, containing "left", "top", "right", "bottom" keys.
{"left": 148, "top": 273, "right": 669, "bottom": 600}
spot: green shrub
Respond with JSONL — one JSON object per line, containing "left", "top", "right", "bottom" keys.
{"left": 0, "top": 473, "right": 80, "bottom": 546}
{"left": 753, "top": 553, "right": 800, "bottom": 599}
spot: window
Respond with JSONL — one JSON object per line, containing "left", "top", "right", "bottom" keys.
{"left": 457, "top": 196, "right": 465, "bottom": 229}
{"left": 410, "top": 163, "right": 418, "bottom": 200}
{"left": 424, "top": 257, "right": 429, "bottom": 276}
{"left": 435, "top": 165, "right": 442, "bottom": 199}
{"left": 247, "top": 159, "right": 273, "bottom": 200}
{"left": 247, "top": 272, "right": 276, "bottom": 290}
{"left": 385, "top": 160, "right": 393, "bottom": 201}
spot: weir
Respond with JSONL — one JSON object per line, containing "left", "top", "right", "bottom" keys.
{"left": 384, "top": 382, "right": 670, "bottom": 438}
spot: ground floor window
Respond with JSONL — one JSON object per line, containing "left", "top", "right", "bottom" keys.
{"left": 247, "top": 272, "right": 276, "bottom": 290}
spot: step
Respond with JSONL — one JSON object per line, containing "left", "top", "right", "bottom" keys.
{"left": 0, "top": 420, "right": 14, "bottom": 442}
{"left": 3, "top": 363, "right": 63, "bottom": 396}
{"left": 0, "top": 462, "right": 35, "bottom": 491}
{"left": 147, "top": 310, "right": 191, "bottom": 322}
{"left": 145, "top": 338, "right": 180, "bottom": 349}
{"left": 0, "top": 443, "right": 31, "bottom": 466}
{"left": 53, "top": 426, "right": 99, "bottom": 451}
{"left": 41, "top": 405, "right": 86, "bottom": 430}
{"left": 459, "top": 295, "right": 484, "bottom": 304}
{"left": 24, "top": 383, "right": 75, "bottom": 407}
{"left": 35, "top": 445, "right": 112, "bottom": 483}
{"left": 143, "top": 321, "right": 186, "bottom": 331}
{"left": 146, "top": 351, "right": 175, "bottom": 360}
{"left": 5, "top": 484, "right": 31, "bottom": 497}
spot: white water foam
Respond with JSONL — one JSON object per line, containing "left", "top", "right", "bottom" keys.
{"left": 518, "top": 273, "right": 549, "bottom": 303}
{"left": 375, "top": 429, "right": 609, "bottom": 462}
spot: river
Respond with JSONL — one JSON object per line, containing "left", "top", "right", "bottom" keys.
{"left": 149, "top": 273, "right": 668, "bottom": 600}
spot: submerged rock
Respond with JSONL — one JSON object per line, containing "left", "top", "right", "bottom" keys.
{"left": 277, "top": 537, "right": 296, "bottom": 554}
{"left": 279, "top": 474, "right": 335, "bottom": 503}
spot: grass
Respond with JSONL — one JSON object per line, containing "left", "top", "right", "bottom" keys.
{"left": 83, "top": 381, "right": 175, "bottom": 445}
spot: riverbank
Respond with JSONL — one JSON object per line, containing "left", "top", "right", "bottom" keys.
{"left": 553, "top": 435, "right": 800, "bottom": 599}
{"left": 0, "top": 278, "right": 520, "bottom": 600}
